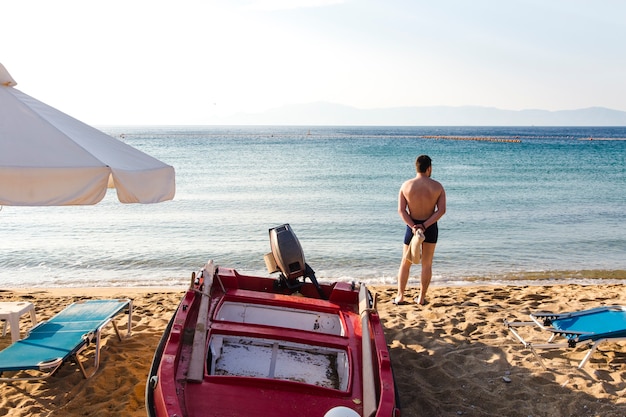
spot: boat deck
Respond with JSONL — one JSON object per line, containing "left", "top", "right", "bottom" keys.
{"left": 210, "top": 335, "right": 347, "bottom": 389}
{"left": 210, "top": 300, "right": 350, "bottom": 389}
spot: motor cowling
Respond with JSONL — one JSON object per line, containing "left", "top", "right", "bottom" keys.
{"left": 268, "top": 224, "right": 306, "bottom": 280}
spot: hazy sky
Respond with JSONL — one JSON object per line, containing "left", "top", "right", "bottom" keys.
{"left": 3, "top": 0, "right": 625, "bottom": 125}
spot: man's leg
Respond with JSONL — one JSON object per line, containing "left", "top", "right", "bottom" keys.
{"left": 395, "top": 245, "right": 412, "bottom": 303}
{"left": 415, "top": 242, "right": 436, "bottom": 305}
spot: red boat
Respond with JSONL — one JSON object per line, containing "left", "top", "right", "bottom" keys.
{"left": 146, "top": 224, "right": 400, "bottom": 417}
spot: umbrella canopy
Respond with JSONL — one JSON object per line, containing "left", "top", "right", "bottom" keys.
{"left": 0, "top": 63, "right": 175, "bottom": 206}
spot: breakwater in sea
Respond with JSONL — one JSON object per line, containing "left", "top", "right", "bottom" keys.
{"left": 421, "top": 135, "right": 522, "bottom": 143}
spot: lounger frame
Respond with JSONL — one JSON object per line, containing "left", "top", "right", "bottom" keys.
{"left": 0, "top": 299, "right": 132, "bottom": 382}
{"left": 505, "top": 306, "right": 626, "bottom": 369}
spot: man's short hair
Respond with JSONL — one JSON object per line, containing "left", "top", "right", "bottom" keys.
{"left": 416, "top": 155, "right": 432, "bottom": 173}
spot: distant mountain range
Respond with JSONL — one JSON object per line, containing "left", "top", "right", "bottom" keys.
{"left": 222, "top": 102, "right": 626, "bottom": 126}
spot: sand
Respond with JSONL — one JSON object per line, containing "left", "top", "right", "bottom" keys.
{"left": 0, "top": 284, "right": 625, "bottom": 417}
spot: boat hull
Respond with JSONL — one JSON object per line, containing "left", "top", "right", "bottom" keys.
{"left": 146, "top": 265, "right": 399, "bottom": 417}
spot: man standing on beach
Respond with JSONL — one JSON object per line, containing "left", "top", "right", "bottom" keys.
{"left": 394, "top": 155, "right": 446, "bottom": 306}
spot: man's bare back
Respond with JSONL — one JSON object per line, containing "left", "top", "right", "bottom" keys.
{"left": 395, "top": 155, "right": 446, "bottom": 306}
{"left": 398, "top": 169, "right": 445, "bottom": 230}
{"left": 400, "top": 175, "right": 444, "bottom": 221}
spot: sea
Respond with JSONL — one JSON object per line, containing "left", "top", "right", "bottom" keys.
{"left": 1, "top": 126, "right": 625, "bottom": 289}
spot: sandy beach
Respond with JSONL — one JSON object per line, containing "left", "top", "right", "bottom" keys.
{"left": 0, "top": 284, "right": 625, "bottom": 417}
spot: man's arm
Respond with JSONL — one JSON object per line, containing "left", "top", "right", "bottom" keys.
{"left": 398, "top": 187, "right": 415, "bottom": 228}
{"left": 398, "top": 184, "right": 416, "bottom": 229}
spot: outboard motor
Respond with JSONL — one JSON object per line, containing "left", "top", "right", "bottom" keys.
{"left": 268, "top": 224, "right": 306, "bottom": 280}
{"left": 265, "top": 224, "right": 325, "bottom": 299}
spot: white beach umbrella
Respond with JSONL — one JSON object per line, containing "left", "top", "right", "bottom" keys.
{"left": 0, "top": 63, "right": 175, "bottom": 206}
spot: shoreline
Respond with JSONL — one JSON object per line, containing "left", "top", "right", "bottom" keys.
{"left": 1, "top": 284, "right": 625, "bottom": 416}
{"left": 0, "top": 270, "right": 626, "bottom": 295}
{"left": 1, "top": 269, "right": 625, "bottom": 290}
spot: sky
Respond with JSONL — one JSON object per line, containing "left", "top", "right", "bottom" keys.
{"left": 2, "top": 0, "right": 625, "bottom": 125}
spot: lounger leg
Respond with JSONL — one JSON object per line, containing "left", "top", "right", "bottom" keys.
{"left": 71, "top": 330, "right": 103, "bottom": 379}
{"left": 75, "top": 354, "right": 89, "bottom": 379}
{"left": 112, "top": 321, "right": 122, "bottom": 341}
{"left": 93, "top": 329, "right": 102, "bottom": 372}
{"left": 578, "top": 340, "right": 601, "bottom": 369}
{"left": 127, "top": 301, "right": 133, "bottom": 337}
{"left": 504, "top": 320, "right": 535, "bottom": 346}
{"left": 78, "top": 302, "right": 132, "bottom": 379}
{"left": 110, "top": 303, "right": 133, "bottom": 341}
{"left": 74, "top": 330, "right": 103, "bottom": 379}
{"left": 578, "top": 337, "right": 626, "bottom": 369}
{"left": 505, "top": 319, "right": 564, "bottom": 370}
{"left": 535, "top": 346, "right": 555, "bottom": 369}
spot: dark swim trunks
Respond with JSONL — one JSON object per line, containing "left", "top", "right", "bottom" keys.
{"left": 404, "top": 219, "right": 438, "bottom": 245}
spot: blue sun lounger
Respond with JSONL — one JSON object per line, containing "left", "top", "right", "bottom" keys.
{"left": 505, "top": 305, "right": 626, "bottom": 369}
{"left": 0, "top": 299, "right": 132, "bottom": 381}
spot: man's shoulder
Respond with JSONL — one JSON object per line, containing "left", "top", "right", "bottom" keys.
{"left": 430, "top": 178, "right": 444, "bottom": 188}
{"left": 423, "top": 178, "right": 444, "bottom": 195}
{"left": 401, "top": 177, "right": 417, "bottom": 188}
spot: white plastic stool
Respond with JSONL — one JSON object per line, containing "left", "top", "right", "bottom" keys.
{"left": 0, "top": 302, "right": 37, "bottom": 343}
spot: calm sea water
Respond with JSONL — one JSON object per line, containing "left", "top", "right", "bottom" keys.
{"left": 1, "top": 126, "right": 625, "bottom": 288}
